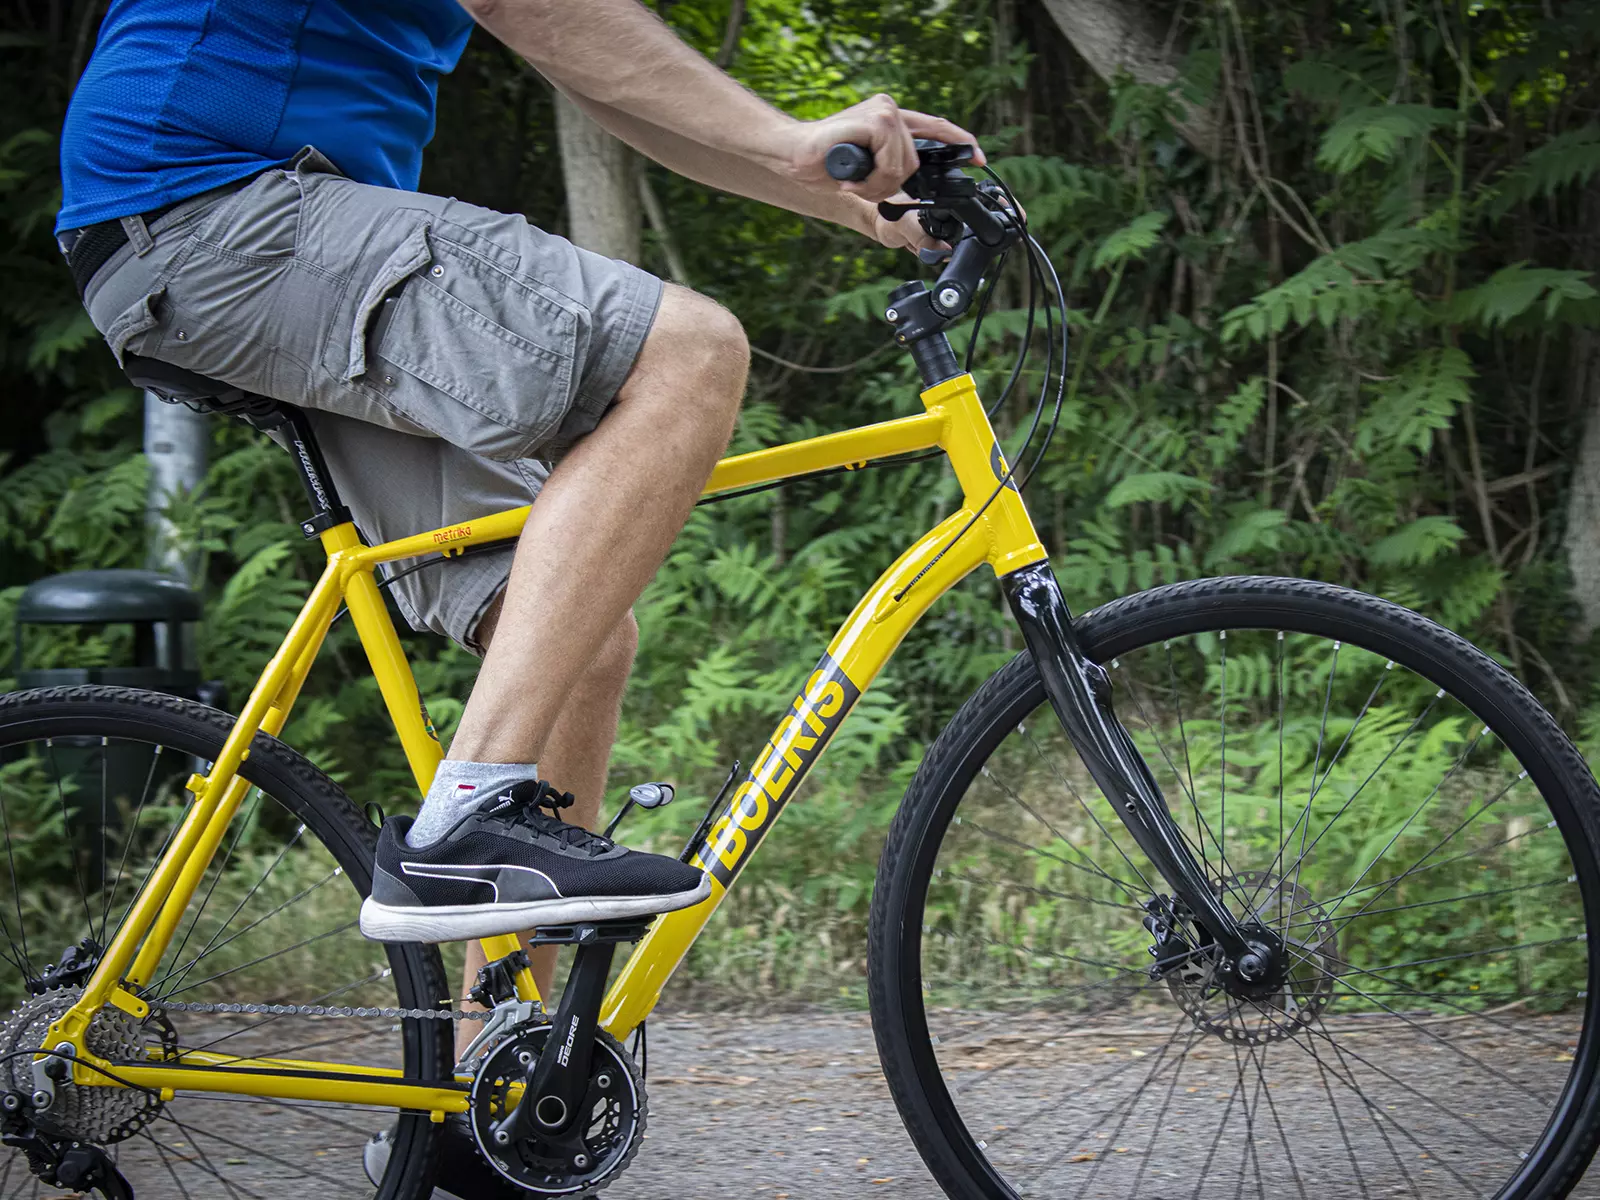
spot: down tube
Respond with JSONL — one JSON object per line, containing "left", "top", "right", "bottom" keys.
{"left": 600, "top": 511, "right": 990, "bottom": 1037}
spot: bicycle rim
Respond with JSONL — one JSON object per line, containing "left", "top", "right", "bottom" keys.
{"left": 873, "top": 577, "right": 1600, "bottom": 1200}
{"left": 0, "top": 686, "right": 452, "bottom": 1200}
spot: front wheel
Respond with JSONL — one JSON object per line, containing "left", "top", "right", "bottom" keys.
{"left": 870, "top": 576, "right": 1600, "bottom": 1200}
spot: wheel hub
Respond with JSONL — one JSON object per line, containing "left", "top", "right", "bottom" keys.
{"left": 1151, "top": 870, "right": 1343, "bottom": 1044}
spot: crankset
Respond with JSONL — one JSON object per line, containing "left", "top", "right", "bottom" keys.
{"left": 466, "top": 922, "right": 652, "bottom": 1194}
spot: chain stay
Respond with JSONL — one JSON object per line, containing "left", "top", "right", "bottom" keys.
{"left": 158, "top": 1000, "right": 492, "bottom": 1022}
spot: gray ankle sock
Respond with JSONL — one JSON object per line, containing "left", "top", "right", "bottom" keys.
{"left": 409, "top": 760, "right": 538, "bottom": 847}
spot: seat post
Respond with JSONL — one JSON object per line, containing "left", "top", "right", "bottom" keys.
{"left": 276, "top": 406, "right": 354, "bottom": 539}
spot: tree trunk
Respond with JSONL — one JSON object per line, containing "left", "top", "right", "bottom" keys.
{"left": 554, "top": 92, "right": 641, "bottom": 263}
{"left": 1564, "top": 179, "right": 1600, "bottom": 636}
{"left": 144, "top": 393, "right": 207, "bottom": 583}
{"left": 1036, "top": 0, "right": 1218, "bottom": 156}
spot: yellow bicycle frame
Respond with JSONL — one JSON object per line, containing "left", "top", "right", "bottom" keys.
{"left": 44, "top": 370, "right": 1047, "bottom": 1118}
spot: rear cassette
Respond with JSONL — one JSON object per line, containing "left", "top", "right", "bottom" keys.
{"left": 468, "top": 1022, "right": 644, "bottom": 1196}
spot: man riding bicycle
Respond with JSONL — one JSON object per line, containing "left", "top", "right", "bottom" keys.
{"left": 57, "top": 0, "right": 986, "bottom": 1007}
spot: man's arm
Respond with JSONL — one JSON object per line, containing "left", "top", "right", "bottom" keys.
{"left": 458, "top": 0, "right": 985, "bottom": 249}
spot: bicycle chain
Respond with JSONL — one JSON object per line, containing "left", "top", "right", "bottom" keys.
{"left": 157, "top": 1000, "right": 495, "bottom": 1022}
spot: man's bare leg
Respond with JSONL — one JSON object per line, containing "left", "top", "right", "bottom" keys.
{"left": 455, "top": 608, "right": 638, "bottom": 1052}
{"left": 448, "top": 284, "right": 745, "bottom": 767}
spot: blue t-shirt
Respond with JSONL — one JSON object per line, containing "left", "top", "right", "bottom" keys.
{"left": 57, "top": 0, "right": 475, "bottom": 232}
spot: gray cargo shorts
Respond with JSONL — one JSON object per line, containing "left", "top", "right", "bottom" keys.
{"left": 82, "top": 147, "right": 664, "bottom": 650}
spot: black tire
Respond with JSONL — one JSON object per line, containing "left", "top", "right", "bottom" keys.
{"left": 869, "top": 577, "right": 1600, "bottom": 1200}
{"left": 0, "top": 685, "right": 453, "bottom": 1200}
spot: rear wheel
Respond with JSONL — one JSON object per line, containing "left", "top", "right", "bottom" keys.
{"left": 870, "top": 577, "right": 1600, "bottom": 1199}
{"left": 0, "top": 685, "right": 454, "bottom": 1199}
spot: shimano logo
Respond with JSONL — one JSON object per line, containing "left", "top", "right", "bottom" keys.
{"left": 556, "top": 1016, "right": 580, "bottom": 1067}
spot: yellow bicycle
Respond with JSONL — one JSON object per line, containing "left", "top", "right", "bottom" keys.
{"left": 3, "top": 141, "right": 1599, "bottom": 1199}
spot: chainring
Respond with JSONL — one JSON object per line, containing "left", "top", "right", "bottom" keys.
{"left": 0, "top": 987, "right": 176, "bottom": 1143}
{"left": 1164, "top": 870, "right": 1343, "bottom": 1044}
{"left": 468, "top": 1021, "right": 645, "bottom": 1196}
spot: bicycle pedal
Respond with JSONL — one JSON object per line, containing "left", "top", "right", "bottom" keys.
{"left": 526, "top": 919, "right": 655, "bottom": 947}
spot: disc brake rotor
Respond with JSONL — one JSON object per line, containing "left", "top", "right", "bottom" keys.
{"left": 1163, "top": 870, "right": 1343, "bottom": 1043}
{"left": 469, "top": 1021, "right": 645, "bottom": 1196}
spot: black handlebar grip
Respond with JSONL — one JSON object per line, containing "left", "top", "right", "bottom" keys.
{"left": 825, "top": 143, "right": 875, "bottom": 182}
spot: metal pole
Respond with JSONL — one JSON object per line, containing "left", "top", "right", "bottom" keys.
{"left": 144, "top": 390, "right": 208, "bottom": 583}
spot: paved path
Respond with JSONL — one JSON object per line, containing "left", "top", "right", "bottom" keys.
{"left": 18, "top": 1005, "right": 1600, "bottom": 1199}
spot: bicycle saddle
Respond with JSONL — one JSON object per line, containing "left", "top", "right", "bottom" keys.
{"left": 123, "top": 352, "right": 286, "bottom": 425}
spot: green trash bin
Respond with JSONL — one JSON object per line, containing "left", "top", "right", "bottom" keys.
{"left": 11, "top": 569, "right": 220, "bottom": 883}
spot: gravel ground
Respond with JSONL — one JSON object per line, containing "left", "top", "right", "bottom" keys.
{"left": 15, "top": 1005, "right": 1600, "bottom": 1199}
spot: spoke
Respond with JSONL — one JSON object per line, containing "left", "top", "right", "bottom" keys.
{"left": 141, "top": 1130, "right": 197, "bottom": 1200}
{"left": 154, "top": 1111, "right": 259, "bottom": 1200}
{"left": 1278, "top": 689, "right": 1442, "bottom": 893}
{"left": 162, "top": 791, "right": 264, "bottom": 996}
{"left": 926, "top": 925, "right": 1147, "bottom": 980}
{"left": 926, "top": 971, "right": 1165, "bottom": 1050}
{"left": 1323, "top": 974, "right": 1553, "bottom": 1103}
{"left": 1309, "top": 724, "right": 1491, "bottom": 926}
{"left": 158, "top": 1107, "right": 350, "bottom": 1190}
{"left": 156, "top": 866, "right": 340, "bottom": 998}
{"left": 154, "top": 822, "right": 313, "bottom": 994}
{"left": 161, "top": 920, "right": 359, "bottom": 998}
{"left": 1250, "top": 656, "right": 1391, "bottom": 918}
{"left": 1244, "top": 1038, "right": 1309, "bottom": 1200}
{"left": 1225, "top": 1038, "right": 1267, "bottom": 1200}
{"left": 44, "top": 740, "right": 97, "bottom": 932}
{"left": 1301, "top": 1012, "right": 1375, "bottom": 1199}
{"left": 1285, "top": 876, "right": 1565, "bottom": 935}
{"left": 1349, "top": 933, "right": 1583, "bottom": 978}
{"left": 1118, "top": 659, "right": 1235, "bottom": 881}
{"left": 0, "top": 756, "right": 34, "bottom": 981}
{"left": 1016, "top": 732, "right": 1160, "bottom": 896}
{"left": 183, "top": 1093, "right": 390, "bottom": 1137}
{"left": 99, "top": 741, "right": 166, "bottom": 946}
{"left": 962, "top": 814, "right": 1144, "bottom": 901}
{"left": 1310, "top": 953, "right": 1579, "bottom": 1053}
{"left": 943, "top": 868, "right": 1144, "bottom": 913}
{"left": 1077, "top": 1020, "right": 1198, "bottom": 1194}
{"left": 1288, "top": 639, "right": 1344, "bottom": 904}
{"left": 1320, "top": 769, "right": 1530, "bottom": 927}
{"left": 1164, "top": 641, "right": 1210, "bottom": 865}
{"left": 1126, "top": 1021, "right": 1203, "bottom": 1197}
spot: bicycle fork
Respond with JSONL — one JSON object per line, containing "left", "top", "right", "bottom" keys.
{"left": 1001, "top": 563, "right": 1284, "bottom": 995}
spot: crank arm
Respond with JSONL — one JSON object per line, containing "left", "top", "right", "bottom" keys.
{"left": 1002, "top": 564, "right": 1275, "bottom": 977}
{"left": 488, "top": 933, "right": 617, "bottom": 1151}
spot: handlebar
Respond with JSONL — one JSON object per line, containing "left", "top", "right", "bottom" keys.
{"left": 825, "top": 143, "right": 875, "bottom": 182}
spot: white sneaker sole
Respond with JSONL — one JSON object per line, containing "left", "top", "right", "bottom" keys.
{"left": 358, "top": 876, "right": 712, "bottom": 943}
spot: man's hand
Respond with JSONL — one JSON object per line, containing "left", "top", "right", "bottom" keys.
{"left": 789, "top": 93, "right": 986, "bottom": 203}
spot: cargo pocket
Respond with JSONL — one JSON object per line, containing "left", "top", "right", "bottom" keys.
{"left": 347, "top": 223, "right": 581, "bottom": 462}
{"left": 101, "top": 286, "right": 167, "bottom": 368}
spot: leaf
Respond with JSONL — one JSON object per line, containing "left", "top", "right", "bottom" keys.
{"left": 1092, "top": 212, "right": 1168, "bottom": 271}
{"left": 1490, "top": 126, "right": 1600, "bottom": 217}
{"left": 1316, "top": 105, "right": 1457, "bottom": 174}
{"left": 1444, "top": 264, "right": 1597, "bottom": 328}
{"left": 1104, "top": 472, "right": 1207, "bottom": 509}
{"left": 1368, "top": 516, "right": 1467, "bottom": 567}
{"left": 1206, "top": 508, "right": 1288, "bottom": 567}
{"left": 1355, "top": 348, "right": 1474, "bottom": 455}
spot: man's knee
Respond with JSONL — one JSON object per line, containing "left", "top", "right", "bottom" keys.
{"left": 627, "top": 284, "right": 748, "bottom": 416}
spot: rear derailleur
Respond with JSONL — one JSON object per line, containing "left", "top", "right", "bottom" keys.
{"left": 1, "top": 1096, "right": 133, "bottom": 1199}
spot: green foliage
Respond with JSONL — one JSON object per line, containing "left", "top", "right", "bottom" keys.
{"left": 3, "top": 0, "right": 1600, "bottom": 1000}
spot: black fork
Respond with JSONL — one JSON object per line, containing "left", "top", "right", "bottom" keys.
{"left": 1002, "top": 562, "right": 1283, "bottom": 995}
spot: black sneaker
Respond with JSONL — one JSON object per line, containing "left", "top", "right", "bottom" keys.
{"left": 359, "top": 781, "right": 710, "bottom": 943}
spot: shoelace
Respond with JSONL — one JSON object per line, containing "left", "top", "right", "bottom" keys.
{"left": 484, "top": 780, "right": 616, "bottom": 857}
